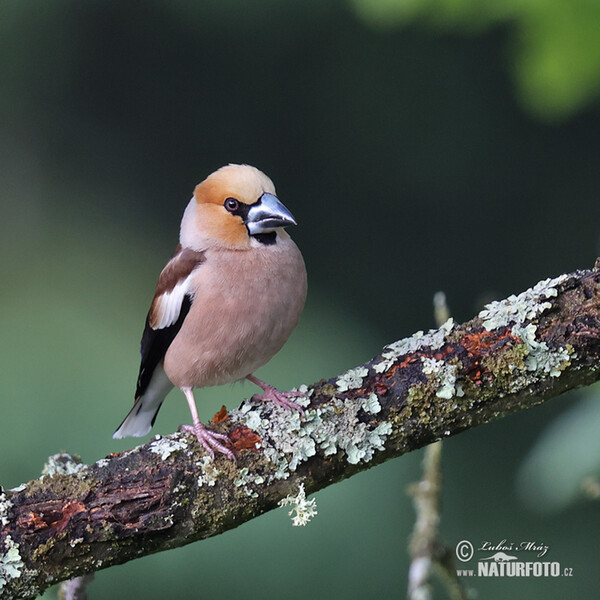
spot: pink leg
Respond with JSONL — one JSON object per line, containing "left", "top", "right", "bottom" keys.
{"left": 179, "top": 387, "right": 235, "bottom": 461}
{"left": 246, "top": 374, "right": 306, "bottom": 413}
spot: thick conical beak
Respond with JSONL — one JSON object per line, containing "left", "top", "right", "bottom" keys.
{"left": 245, "top": 193, "right": 297, "bottom": 235}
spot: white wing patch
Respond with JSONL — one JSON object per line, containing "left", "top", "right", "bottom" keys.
{"left": 151, "top": 276, "right": 192, "bottom": 330}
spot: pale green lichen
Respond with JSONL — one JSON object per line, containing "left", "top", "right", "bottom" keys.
{"left": 148, "top": 435, "right": 189, "bottom": 460}
{"left": 374, "top": 318, "right": 454, "bottom": 373}
{"left": 513, "top": 323, "right": 572, "bottom": 377}
{"left": 0, "top": 536, "right": 23, "bottom": 593}
{"left": 196, "top": 456, "right": 219, "bottom": 488}
{"left": 233, "top": 468, "right": 265, "bottom": 498}
{"left": 278, "top": 483, "right": 318, "bottom": 526}
{"left": 290, "top": 384, "right": 313, "bottom": 406}
{"left": 0, "top": 493, "right": 11, "bottom": 527}
{"left": 308, "top": 398, "right": 385, "bottom": 464}
{"left": 336, "top": 366, "right": 369, "bottom": 392}
{"left": 231, "top": 391, "right": 393, "bottom": 476}
{"left": 479, "top": 274, "right": 568, "bottom": 331}
{"left": 359, "top": 393, "right": 381, "bottom": 414}
{"left": 42, "top": 453, "right": 87, "bottom": 477}
{"left": 263, "top": 408, "right": 317, "bottom": 471}
{"left": 421, "top": 357, "right": 464, "bottom": 400}
{"left": 477, "top": 274, "right": 574, "bottom": 382}
{"left": 345, "top": 421, "right": 392, "bottom": 464}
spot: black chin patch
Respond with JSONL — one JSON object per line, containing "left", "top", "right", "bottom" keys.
{"left": 252, "top": 231, "right": 277, "bottom": 245}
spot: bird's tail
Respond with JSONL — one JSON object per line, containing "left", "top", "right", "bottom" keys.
{"left": 113, "top": 366, "right": 173, "bottom": 439}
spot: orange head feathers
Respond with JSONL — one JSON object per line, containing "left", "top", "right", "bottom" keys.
{"left": 180, "top": 164, "right": 296, "bottom": 250}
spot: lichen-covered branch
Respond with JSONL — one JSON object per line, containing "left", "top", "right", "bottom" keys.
{"left": 2, "top": 263, "right": 600, "bottom": 599}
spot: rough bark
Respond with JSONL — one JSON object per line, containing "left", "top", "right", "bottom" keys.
{"left": 1, "top": 262, "right": 600, "bottom": 599}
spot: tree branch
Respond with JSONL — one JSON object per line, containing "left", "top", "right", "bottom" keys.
{"left": 2, "top": 262, "right": 600, "bottom": 599}
{"left": 406, "top": 291, "right": 469, "bottom": 600}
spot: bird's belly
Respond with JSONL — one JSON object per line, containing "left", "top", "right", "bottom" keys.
{"left": 163, "top": 248, "right": 306, "bottom": 389}
{"left": 164, "top": 303, "right": 299, "bottom": 388}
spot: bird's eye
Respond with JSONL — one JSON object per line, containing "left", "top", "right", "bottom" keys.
{"left": 224, "top": 198, "right": 239, "bottom": 213}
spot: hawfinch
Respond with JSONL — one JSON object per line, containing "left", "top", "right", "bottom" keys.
{"left": 113, "top": 164, "right": 307, "bottom": 460}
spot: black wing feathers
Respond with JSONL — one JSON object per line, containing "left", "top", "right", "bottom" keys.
{"left": 133, "top": 245, "right": 205, "bottom": 400}
{"left": 135, "top": 295, "right": 192, "bottom": 398}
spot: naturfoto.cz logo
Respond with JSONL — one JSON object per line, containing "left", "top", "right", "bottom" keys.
{"left": 455, "top": 539, "right": 574, "bottom": 578}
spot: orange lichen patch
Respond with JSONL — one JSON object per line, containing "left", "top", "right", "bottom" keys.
{"left": 212, "top": 405, "right": 229, "bottom": 423}
{"left": 376, "top": 332, "right": 523, "bottom": 393}
{"left": 19, "top": 511, "right": 49, "bottom": 531}
{"left": 432, "top": 345, "right": 454, "bottom": 361}
{"left": 52, "top": 501, "right": 86, "bottom": 533}
{"left": 373, "top": 381, "right": 388, "bottom": 395}
{"left": 460, "top": 328, "right": 521, "bottom": 384}
{"left": 469, "top": 368, "right": 484, "bottom": 385}
{"left": 18, "top": 501, "right": 86, "bottom": 533}
{"left": 382, "top": 353, "right": 420, "bottom": 379}
{"left": 461, "top": 328, "right": 520, "bottom": 356}
{"left": 399, "top": 354, "right": 420, "bottom": 368}
{"left": 229, "top": 426, "right": 262, "bottom": 451}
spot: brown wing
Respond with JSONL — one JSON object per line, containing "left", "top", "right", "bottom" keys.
{"left": 135, "top": 245, "right": 205, "bottom": 399}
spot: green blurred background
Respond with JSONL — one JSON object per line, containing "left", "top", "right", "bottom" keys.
{"left": 2, "top": 0, "right": 600, "bottom": 598}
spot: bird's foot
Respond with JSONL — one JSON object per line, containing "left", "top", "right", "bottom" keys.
{"left": 180, "top": 422, "right": 235, "bottom": 461}
{"left": 252, "top": 387, "right": 306, "bottom": 412}
{"left": 246, "top": 375, "right": 306, "bottom": 414}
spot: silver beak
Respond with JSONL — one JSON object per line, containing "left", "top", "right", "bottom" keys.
{"left": 245, "top": 192, "right": 297, "bottom": 235}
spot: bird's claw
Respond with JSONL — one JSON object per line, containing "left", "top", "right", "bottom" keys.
{"left": 251, "top": 387, "right": 306, "bottom": 415}
{"left": 180, "top": 423, "right": 236, "bottom": 461}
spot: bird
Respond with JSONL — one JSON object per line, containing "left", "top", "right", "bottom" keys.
{"left": 113, "top": 164, "right": 307, "bottom": 460}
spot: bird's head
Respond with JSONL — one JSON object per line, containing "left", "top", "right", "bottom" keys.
{"left": 180, "top": 164, "right": 297, "bottom": 250}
